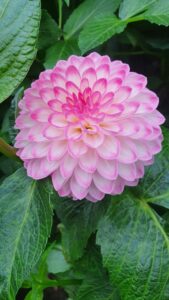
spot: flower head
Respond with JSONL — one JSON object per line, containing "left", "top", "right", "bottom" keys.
{"left": 15, "top": 52, "right": 165, "bottom": 202}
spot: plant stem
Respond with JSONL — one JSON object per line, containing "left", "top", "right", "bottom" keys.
{"left": 0, "top": 138, "right": 18, "bottom": 160}
{"left": 127, "top": 15, "right": 145, "bottom": 23}
{"left": 58, "top": 0, "right": 63, "bottom": 29}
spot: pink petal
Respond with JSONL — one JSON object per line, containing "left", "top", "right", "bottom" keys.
{"left": 82, "top": 68, "right": 97, "bottom": 87}
{"left": 31, "top": 108, "right": 51, "bottom": 122}
{"left": 58, "top": 181, "right": 71, "bottom": 197}
{"left": 28, "top": 125, "right": 48, "bottom": 142}
{"left": 96, "top": 64, "right": 110, "bottom": 79}
{"left": 74, "top": 166, "right": 92, "bottom": 188}
{"left": 43, "top": 125, "right": 65, "bottom": 139}
{"left": 48, "top": 140, "right": 67, "bottom": 160}
{"left": 52, "top": 168, "right": 67, "bottom": 191}
{"left": 124, "top": 73, "right": 147, "bottom": 97}
{"left": 66, "top": 65, "right": 81, "bottom": 86}
{"left": 88, "top": 183, "right": 105, "bottom": 201}
{"left": 66, "top": 124, "right": 82, "bottom": 140}
{"left": 117, "top": 138, "right": 137, "bottom": 163}
{"left": 118, "top": 162, "right": 137, "bottom": 181}
{"left": 79, "top": 149, "right": 98, "bottom": 173}
{"left": 113, "top": 86, "right": 132, "bottom": 103}
{"left": 60, "top": 153, "right": 77, "bottom": 179}
{"left": 93, "top": 78, "right": 107, "bottom": 94}
{"left": 49, "top": 113, "right": 67, "bottom": 127}
{"left": 39, "top": 88, "right": 55, "bottom": 103}
{"left": 50, "top": 73, "right": 66, "bottom": 89}
{"left": 97, "top": 158, "right": 118, "bottom": 180}
{"left": 68, "top": 140, "right": 87, "bottom": 157}
{"left": 54, "top": 87, "right": 68, "bottom": 103}
{"left": 66, "top": 81, "right": 79, "bottom": 95}
{"left": 97, "top": 135, "right": 119, "bottom": 159}
{"left": 107, "top": 78, "right": 122, "bottom": 93}
{"left": 93, "top": 172, "right": 113, "bottom": 193}
{"left": 80, "top": 78, "right": 89, "bottom": 92}
{"left": 48, "top": 99, "right": 63, "bottom": 112}
{"left": 79, "top": 57, "right": 95, "bottom": 73}
{"left": 70, "top": 176, "right": 88, "bottom": 200}
{"left": 83, "top": 131, "right": 104, "bottom": 148}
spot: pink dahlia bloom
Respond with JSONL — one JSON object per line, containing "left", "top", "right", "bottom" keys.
{"left": 15, "top": 52, "right": 165, "bottom": 202}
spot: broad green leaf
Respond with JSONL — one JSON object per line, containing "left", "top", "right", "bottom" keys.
{"left": 97, "top": 194, "right": 169, "bottom": 300}
{"left": 44, "top": 40, "right": 80, "bottom": 69}
{"left": 0, "top": 0, "right": 40, "bottom": 103}
{"left": 79, "top": 16, "right": 127, "bottom": 54}
{"left": 54, "top": 197, "right": 110, "bottom": 261}
{"left": 143, "top": 0, "right": 169, "bottom": 26}
{"left": 38, "top": 10, "right": 60, "bottom": 50}
{"left": 96, "top": 127, "right": 169, "bottom": 299}
{"left": 8, "top": 87, "right": 24, "bottom": 144}
{"left": 136, "top": 128, "right": 169, "bottom": 209}
{"left": 64, "top": 0, "right": 121, "bottom": 39}
{"left": 119, "top": 0, "right": 156, "bottom": 19}
{"left": 47, "top": 247, "right": 70, "bottom": 274}
{"left": 0, "top": 168, "right": 52, "bottom": 299}
{"left": 75, "top": 244, "right": 120, "bottom": 300}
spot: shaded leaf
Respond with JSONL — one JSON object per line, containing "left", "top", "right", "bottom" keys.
{"left": 0, "top": 0, "right": 41, "bottom": 102}
{"left": 38, "top": 10, "right": 60, "bottom": 50}
{"left": 97, "top": 194, "right": 169, "bottom": 300}
{"left": 54, "top": 197, "right": 110, "bottom": 261}
{"left": 79, "top": 16, "right": 127, "bottom": 54}
{"left": 143, "top": 0, "right": 169, "bottom": 26}
{"left": 0, "top": 168, "right": 52, "bottom": 299}
{"left": 44, "top": 40, "right": 80, "bottom": 69}
{"left": 119, "top": 0, "right": 156, "bottom": 19}
{"left": 64, "top": 0, "right": 121, "bottom": 39}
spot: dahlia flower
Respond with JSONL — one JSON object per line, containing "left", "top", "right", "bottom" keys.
{"left": 15, "top": 52, "right": 165, "bottom": 202}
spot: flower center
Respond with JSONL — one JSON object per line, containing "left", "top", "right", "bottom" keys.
{"left": 62, "top": 87, "right": 100, "bottom": 118}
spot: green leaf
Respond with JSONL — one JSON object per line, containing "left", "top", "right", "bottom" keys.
{"left": 0, "top": 0, "right": 41, "bottom": 103}
{"left": 64, "top": 0, "right": 121, "bottom": 39}
{"left": 8, "top": 87, "right": 24, "bottom": 144}
{"left": 64, "top": 0, "right": 70, "bottom": 6}
{"left": 75, "top": 244, "right": 120, "bottom": 300}
{"left": 0, "top": 168, "right": 53, "bottom": 299}
{"left": 44, "top": 40, "right": 80, "bottom": 69}
{"left": 97, "top": 194, "right": 169, "bottom": 300}
{"left": 54, "top": 197, "right": 110, "bottom": 261}
{"left": 24, "top": 287, "right": 43, "bottom": 300}
{"left": 38, "top": 10, "right": 60, "bottom": 50}
{"left": 119, "top": 0, "right": 156, "bottom": 19}
{"left": 143, "top": 0, "right": 169, "bottom": 26}
{"left": 95, "top": 128, "right": 169, "bottom": 300}
{"left": 79, "top": 16, "right": 127, "bottom": 54}
{"left": 136, "top": 128, "right": 169, "bottom": 209}
{"left": 47, "top": 246, "right": 71, "bottom": 274}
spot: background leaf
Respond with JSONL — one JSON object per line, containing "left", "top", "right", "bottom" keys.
{"left": 0, "top": 168, "right": 52, "bottom": 299}
{"left": 54, "top": 197, "right": 110, "bottom": 261}
{"left": 97, "top": 194, "right": 169, "bottom": 300}
{"left": 0, "top": 0, "right": 41, "bottom": 103}
{"left": 38, "top": 10, "right": 60, "bottom": 50}
{"left": 44, "top": 40, "right": 80, "bottom": 69}
{"left": 64, "top": 0, "right": 121, "bottom": 39}
{"left": 119, "top": 0, "right": 156, "bottom": 19}
{"left": 79, "top": 16, "right": 127, "bottom": 54}
{"left": 143, "top": 0, "right": 169, "bottom": 26}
